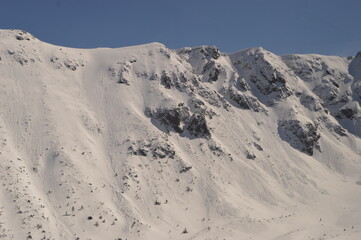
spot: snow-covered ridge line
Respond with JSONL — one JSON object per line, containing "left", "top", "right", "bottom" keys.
{"left": 0, "top": 29, "right": 360, "bottom": 240}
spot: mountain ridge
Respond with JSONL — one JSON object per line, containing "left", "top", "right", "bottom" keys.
{"left": 0, "top": 29, "right": 360, "bottom": 240}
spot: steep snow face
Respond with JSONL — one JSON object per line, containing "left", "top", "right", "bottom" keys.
{"left": 0, "top": 29, "right": 361, "bottom": 240}
{"left": 349, "top": 51, "right": 361, "bottom": 79}
{"left": 282, "top": 53, "right": 361, "bottom": 138}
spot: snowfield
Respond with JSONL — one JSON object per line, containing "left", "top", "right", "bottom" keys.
{"left": 0, "top": 29, "right": 360, "bottom": 240}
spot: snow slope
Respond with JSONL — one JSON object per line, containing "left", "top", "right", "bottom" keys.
{"left": 0, "top": 29, "right": 360, "bottom": 240}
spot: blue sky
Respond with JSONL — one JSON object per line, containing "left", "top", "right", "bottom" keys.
{"left": 1, "top": 0, "right": 360, "bottom": 56}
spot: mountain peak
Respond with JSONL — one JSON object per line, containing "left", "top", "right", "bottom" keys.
{"left": 349, "top": 50, "right": 361, "bottom": 79}
{"left": 0, "top": 29, "right": 361, "bottom": 240}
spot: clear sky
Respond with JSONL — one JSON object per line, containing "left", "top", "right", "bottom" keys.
{"left": 1, "top": 0, "right": 360, "bottom": 56}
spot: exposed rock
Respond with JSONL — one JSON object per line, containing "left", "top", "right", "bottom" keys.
{"left": 258, "top": 68, "right": 292, "bottom": 99}
{"left": 109, "top": 62, "right": 131, "bottom": 84}
{"left": 159, "top": 71, "right": 196, "bottom": 92}
{"left": 51, "top": 56, "right": 84, "bottom": 71}
{"left": 179, "top": 166, "right": 192, "bottom": 173}
{"left": 231, "top": 49, "right": 293, "bottom": 104}
{"left": 177, "top": 46, "right": 221, "bottom": 61}
{"left": 160, "top": 72, "right": 173, "bottom": 89}
{"left": 8, "top": 50, "right": 32, "bottom": 65}
{"left": 235, "top": 77, "right": 251, "bottom": 92}
{"left": 159, "top": 48, "right": 171, "bottom": 59}
{"left": 177, "top": 46, "right": 223, "bottom": 77}
{"left": 64, "top": 59, "right": 79, "bottom": 71}
{"left": 336, "top": 104, "right": 361, "bottom": 120}
{"left": 320, "top": 116, "right": 348, "bottom": 137}
{"left": 14, "top": 30, "right": 34, "bottom": 41}
{"left": 208, "top": 142, "right": 226, "bottom": 157}
{"left": 278, "top": 120, "right": 321, "bottom": 156}
{"left": 226, "top": 88, "right": 266, "bottom": 112}
{"left": 185, "top": 113, "right": 211, "bottom": 139}
{"left": 188, "top": 98, "right": 217, "bottom": 119}
{"left": 197, "top": 89, "right": 230, "bottom": 110}
{"left": 202, "top": 60, "right": 222, "bottom": 83}
{"left": 145, "top": 106, "right": 190, "bottom": 133}
{"left": 202, "top": 46, "right": 221, "bottom": 60}
{"left": 253, "top": 142, "right": 263, "bottom": 151}
{"left": 128, "top": 138, "right": 176, "bottom": 159}
{"left": 333, "top": 125, "right": 348, "bottom": 137}
{"left": 189, "top": 98, "right": 205, "bottom": 109}
{"left": 246, "top": 150, "right": 256, "bottom": 160}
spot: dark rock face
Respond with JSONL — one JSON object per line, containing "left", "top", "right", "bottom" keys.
{"left": 197, "top": 89, "right": 231, "bottom": 110}
{"left": 232, "top": 49, "right": 293, "bottom": 103}
{"left": 185, "top": 113, "right": 211, "bottom": 139}
{"left": 235, "top": 77, "right": 251, "bottom": 92}
{"left": 203, "top": 46, "right": 221, "bottom": 60}
{"left": 160, "top": 72, "right": 173, "bottom": 89}
{"left": 257, "top": 68, "right": 292, "bottom": 99}
{"left": 177, "top": 46, "right": 223, "bottom": 81}
{"left": 278, "top": 120, "right": 321, "bottom": 156}
{"left": 159, "top": 71, "right": 197, "bottom": 92}
{"left": 177, "top": 46, "right": 221, "bottom": 61}
{"left": 145, "top": 106, "right": 190, "bottom": 133}
{"left": 226, "top": 89, "right": 265, "bottom": 112}
{"left": 336, "top": 105, "right": 360, "bottom": 120}
{"left": 128, "top": 139, "right": 175, "bottom": 159}
{"left": 146, "top": 105, "right": 212, "bottom": 139}
{"left": 203, "top": 60, "right": 222, "bottom": 83}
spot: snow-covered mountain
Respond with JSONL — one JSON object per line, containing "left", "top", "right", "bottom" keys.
{"left": 0, "top": 29, "right": 360, "bottom": 240}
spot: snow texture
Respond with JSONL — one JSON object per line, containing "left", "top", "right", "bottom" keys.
{"left": 0, "top": 29, "right": 360, "bottom": 240}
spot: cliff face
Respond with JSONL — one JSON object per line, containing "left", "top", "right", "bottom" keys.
{"left": 0, "top": 30, "right": 360, "bottom": 240}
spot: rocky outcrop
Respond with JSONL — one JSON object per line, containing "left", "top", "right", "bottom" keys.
{"left": 231, "top": 48, "right": 293, "bottom": 105}
{"left": 225, "top": 88, "right": 266, "bottom": 112}
{"left": 145, "top": 106, "right": 211, "bottom": 139}
{"left": 336, "top": 103, "right": 361, "bottom": 120}
{"left": 185, "top": 112, "right": 211, "bottom": 139}
{"left": 235, "top": 77, "right": 251, "bottom": 92}
{"left": 128, "top": 138, "right": 176, "bottom": 159}
{"left": 109, "top": 62, "right": 132, "bottom": 84}
{"left": 197, "top": 89, "right": 231, "bottom": 110}
{"left": 202, "top": 60, "right": 223, "bottom": 83}
{"left": 177, "top": 45, "right": 221, "bottom": 62}
{"left": 145, "top": 106, "right": 190, "bottom": 133}
{"left": 278, "top": 120, "right": 321, "bottom": 155}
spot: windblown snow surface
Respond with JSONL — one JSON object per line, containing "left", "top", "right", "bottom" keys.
{"left": 0, "top": 30, "right": 361, "bottom": 240}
